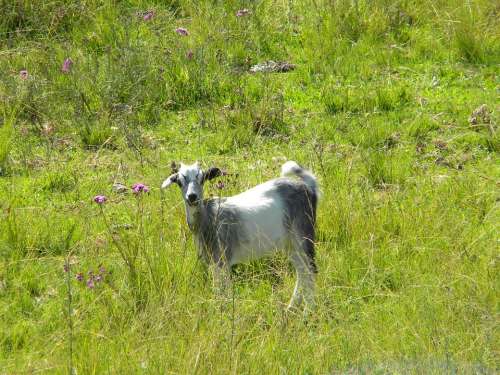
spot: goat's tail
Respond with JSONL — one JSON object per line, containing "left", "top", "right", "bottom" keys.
{"left": 281, "top": 161, "right": 319, "bottom": 197}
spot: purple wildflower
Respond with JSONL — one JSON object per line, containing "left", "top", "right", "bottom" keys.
{"left": 95, "top": 275, "right": 103, "bottom": 283}
{"left": 143, "top": 10, "right": 155, "bottom": 21}
{"left": 86, "top": 278, "right": 95, "bottom": 289}
{"left": 63, "top": 263, "right": 69, "bottom": 273}
{"left": 175, "top": 27, "right": 189, "bottom": 36}
{"left": 236, "top": 9, "right": 250, "bottom": 17}
{"left": 19, "top": 70, "right": 29, "bottom": 80}
{"left": 216, "top": 181, "right": 225, "bottom": 190}
{"left": 98, "top": 265, "right": 106, "bottom": 274}
{"left": 186, "top": 50, "right": 194, "bottom": 60}
{"left": 75, "top": 272, "right": 83, "bottom": 282}
{"left": 132, "top": 183, "right": 150, "bottom": 194}
{"left": 61, "top": 58, "right": 73, "bottom": 73}
{"left": 93, "top": 195, "right": 107, "bottom": 204}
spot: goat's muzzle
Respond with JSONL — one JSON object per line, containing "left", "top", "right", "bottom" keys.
{"left": 187, "top": 193, "right": 199, "bottom": 206}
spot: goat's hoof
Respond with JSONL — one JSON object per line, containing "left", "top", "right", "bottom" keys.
{"left": 285, "top": 304, "right": 301, "bottom": 316}
{"left": 285, "top": 302, "right": 315, "bottom": 321}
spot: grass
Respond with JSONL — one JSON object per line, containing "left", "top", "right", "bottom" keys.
{"left": 0, "top": 0, "right": 499, "bottom": 373}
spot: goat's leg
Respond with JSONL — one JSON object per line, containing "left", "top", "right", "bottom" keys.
{"left": 209, "top": 261, "right": 231, "bottom": 296}
{"left": 288, "top": 271, "right": 303, "bottom": 310}
{"left": 205, "top": 240, "right": 231, "bottom": 295}
{"left": 210, "top": 244, "right": 232, "bottom": 298}
{"left": 287, "top": 239, "right": 316, "bottom": 311}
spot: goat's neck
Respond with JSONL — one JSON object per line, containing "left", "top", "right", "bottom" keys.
{"left": 185, "top": 203, "right": 212, "bottom": 263}
{"left": 185, "top": 203, "right": 205, "bottom": 233}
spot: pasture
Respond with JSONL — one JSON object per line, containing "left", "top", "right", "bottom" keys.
{"left": 0, "top": 0, "right": 498, "bottom": 373}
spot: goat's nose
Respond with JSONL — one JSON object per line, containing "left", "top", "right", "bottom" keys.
{"left": 187, "top": 193, "right": 198, "bottom": 203}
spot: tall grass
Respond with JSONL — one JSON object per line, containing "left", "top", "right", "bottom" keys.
{"left": 0, "top": 0, "right": 498, "bottom": 373}
{"left": 0, "top": 110, "right": 15, "bottom": 175}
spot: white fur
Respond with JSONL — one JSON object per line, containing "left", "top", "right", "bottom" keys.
{"left": 224, "top": 180, "right": 288, "bottom": 264}
{"left": 281, "top": 160, "right": 319, "bottom": 197}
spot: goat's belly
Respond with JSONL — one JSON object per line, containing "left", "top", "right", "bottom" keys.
{"left": 229, "top": 213, "right": 287, "bottom": 265}
{"left": 224, "top": 192, "right": 287, "bottom": 265}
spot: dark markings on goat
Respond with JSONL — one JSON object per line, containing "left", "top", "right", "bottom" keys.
{"left": 274, "top": 178, "right": 318, "bottom": 273}
{"left": 197, "top": 198, "right": 246, "bottom": 266}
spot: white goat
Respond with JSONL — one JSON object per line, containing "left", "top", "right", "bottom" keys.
{"left": 161, "top": 161, "right": 319, "bottom": 310}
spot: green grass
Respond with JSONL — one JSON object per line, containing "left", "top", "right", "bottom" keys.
{"left": 0, "top": 0, "right": 499, "bottom": 373}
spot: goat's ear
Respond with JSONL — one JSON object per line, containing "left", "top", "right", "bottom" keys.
{"left": 161, "top": 173, "right": 179, "bottom": 189}
{"left": 203, "top": 167, "right": 223, "bottom": 182}
{"left": 170, "top": 161, "right": 179, "bottom": 173}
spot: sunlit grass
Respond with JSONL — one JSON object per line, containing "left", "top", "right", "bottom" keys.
{"left": 0, "top": 0, "right": 498, "bottom": 373}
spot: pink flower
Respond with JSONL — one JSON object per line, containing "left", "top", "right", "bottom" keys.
{"left": 86, "top": 278, "right": 95, "bottom": 289}
{"left": 61, "top": 58, "right": 73, "bottom": 73}
{"left": 175, "top": 27, "right": 189, "bottom": 36}
{"left": 19, "top": 70, "right": 29, "bottom": 80}
{"left": 75, "top": 272, "right": 83, "bottom": 282}
{"left": 93, "top": 195, "right": 107, "bottom": 204}
{"left": 236, "top": 9, "right": 250, "bottom": 17}
{"left": 143, "top": 10, "right": 155, "bottom": 21}
{"left": 132, "top": 183, "right": 150, "bottom": 194}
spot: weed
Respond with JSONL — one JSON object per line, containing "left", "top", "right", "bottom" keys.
{"left": 408, "top": 117, "right": 440, "bottom": 141}
{"left": 78, "top": 121, "right": 114, "bottom": 149}
{"left": 324, "top": 83, "right": 411, "bottom": 114}
{"left": 251, "top": 92, "right": 287, "bottom": 136}
{"left": 363, "top": 151, "right": 396, "bottom": 188}
{"left": 454, "top": 21, "right": 485, "bottom": 64}
{"left": 0, "top": 111, "right": 15, "bottom": 175}
{"left": 42, "top": 170, "right": 77, "bottom": 193}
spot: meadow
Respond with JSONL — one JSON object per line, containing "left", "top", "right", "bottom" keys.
{"left": 0, "top": 0, "right": 499, "bottom": 373}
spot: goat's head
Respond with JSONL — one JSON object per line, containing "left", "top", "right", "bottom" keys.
{"left": 161, "top": 162, "right": 222, "bottom": 207}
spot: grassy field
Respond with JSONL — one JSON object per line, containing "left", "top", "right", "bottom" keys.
{"left": 0, "top": 0, "right": 499, "bottom": 373}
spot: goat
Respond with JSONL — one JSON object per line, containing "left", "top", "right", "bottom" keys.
{"left": 161, "top": 161, "right": 319, "bottom": 310}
